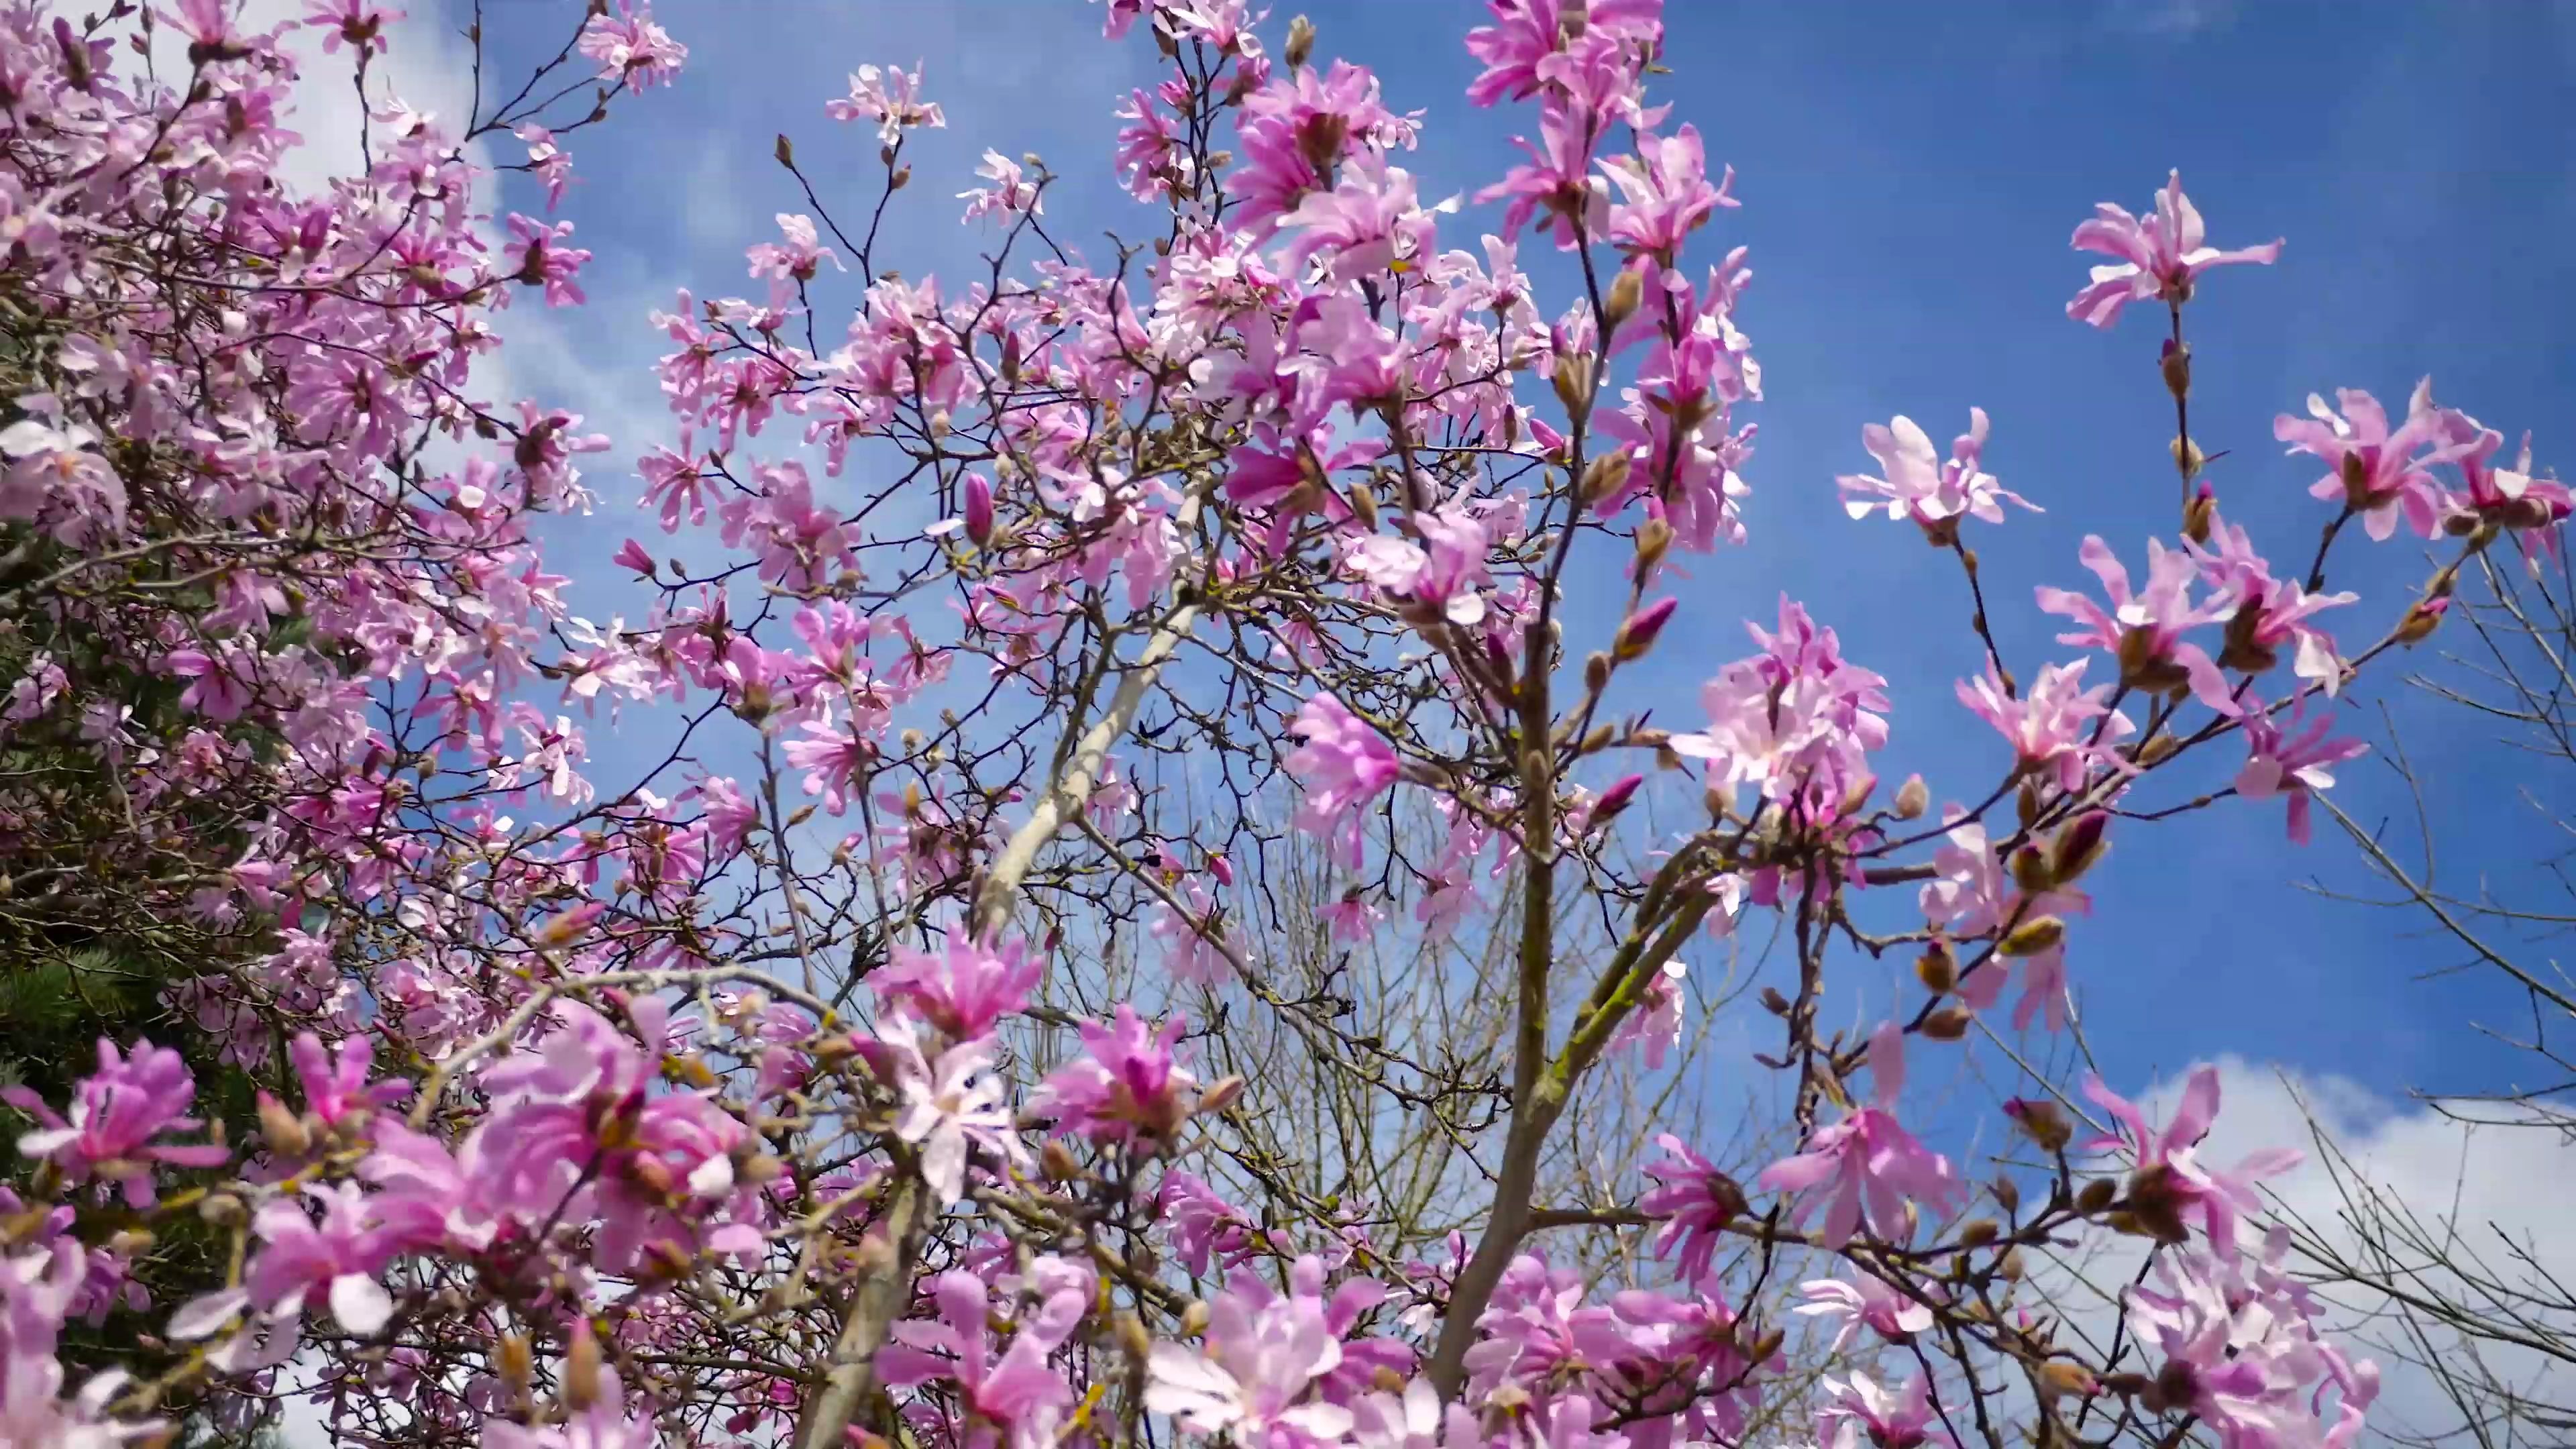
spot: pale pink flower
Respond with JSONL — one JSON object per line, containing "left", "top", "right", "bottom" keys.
{"left": 2065, "top": 169, "right": 2281, "bottom": 328}
{"left": 1756, "top": 1026, "right": 1959, "bottom": 1248}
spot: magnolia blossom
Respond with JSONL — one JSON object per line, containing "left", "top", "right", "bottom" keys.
{"left": 880, "top": 1018, "right": 1024, "bottom": 1205}
{"left": 1757, "top": 1026, "right": 1959, "bottom": 1248}
{"left": 1795, "top": 1274, "right": 1935, "bottom": 1353}
{"left": 1285, "top": 693, "right": 1401, "bottom": 866}
{"left": 2065, "top": 168, "right": 2281, "bottom": 327}
{"left": 2084, "top": 1065, "right": 2301, "bottom": 1252}
{"left": 1838, "top": 409, "right": 2034, "bottom": 535}
{"left": 2236, "top": 698, "right": 2367, "bottom": 845}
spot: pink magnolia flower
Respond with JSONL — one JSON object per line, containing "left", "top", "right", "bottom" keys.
{"left": 959, "top": 150, "right": 1042, "bottom": 225}
{"left": 2037, "top": 535, "right": 2240, "bottom": 714}
{"left": 1795, "top": 1274, "right": 1935, "bottom": 1354}
{"left": 1756, "top": 1026, "right": 1959, "bottom": 1248}
{"left": 1034, "top": 1006, "right": 1199, "bottom": 1149}
{"left": 1285, "top": 693, "right": 1400, "bottom": 867}
{"left": 1955, "top": 659, "right": 2129, "bottom": 791}
{"left": 2126, "top": 1243, "right": 2377, "bottom": 1449}
{"left": 827, "top": 62, "right": 945, "bottom": 146}
{"left": 576, "top": 1, "right": 685, "bottom": 93}
{"left": 2274, "top": 378, "right": 2456, "bottom": 542}
{"left": 874, "top": 937, "right": 1040, "bottom": 1042}
{"left": 1603, "top": 125, "right": 1735, "bottom": 273}
{"left": 1839, "top": 409, "right": 2035, "bottom": 535}
{"left": 305, "top": 0, "right": 402, "bottom": 56}
{"left": 1464, "top": 0, "right": 1666, "bottom": 108}
{"left": 1817, "top": 1371, "right": 1954, "bottom": 1449}
{"left": 239, "top": 1182, "right": 395, "bottom": 1337}
{"left": 2440, "top": 411, "right": 2572, "bottom": 551}
{"left": 2084, "top": 1065, "right": 2302, "bottom": 1252}
{"left": 2235, "top": 698, "right": 2366, "bottom": 846}
{"left": 1638, "top": 1133, "right": 1743, "bottom": 1284}
{"left": 880, "top": 1271, "right": 1082, "bottom": 1449}
{"left": 1145, "top": 1269, "right": 1356, "bottom": 1449}
{"left": 1161, "top": 1171, "right": 1262, "bottom": 1277}
{"left": 1607, "top": 960, "right": 1686, "bottom": 1069}
{"left": 515, "top": 123, "right": 570, "bottom": 207}
{"left": 286, "top": 1032, "right": 409, "bottom": 1130}
{"left": 2065, "top": 169, "right": 2282, "bottom": 328}
{"left": 2188, "top": 513, "right": 2357, "bottom": 694}
{"left": 5, "top": 1039, "right": 229, "bottom": 1208}
{"left": 502, "top": 214, "right": 590, "bottom": 307}
{"left": 879, "top": 1018, "right": 1024, "bottom": 1206}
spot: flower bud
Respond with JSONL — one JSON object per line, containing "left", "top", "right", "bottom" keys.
{"left": 1603, "top": 266, "right": 1645, "bottom": 330}
{"left": 1345, "top": 479, "right": 1379, "bottom": 531}
{"left": 256, "top": 1091, "right": 311, "bottom": 1159}
{"left": 2039, "top": 1361, "right": 2100, "bottom": 1401}
{"left": 2010, "top": 845, "right": 2053, "bottom": 894}
{"left": 2048, "top": 810, "right": 2111, "bottom": 885}
{"left": 773, "top": 133, "right": 795, "bottom": 168}
{"left": 1990, "top": 1175, "right": 2020, "bottom": 1216}
{"left": 1613, "top": 597, "right": 1676, "bottom": 662}
{"left": 498, "top": 1332, "right": 534, "bottom": 1403}
{"left": 1551, "top": 355, "right": 1595, "bottom": 421}
{"left": 1197, "top": 1075, "right": 1246, "bottom": 1114}
{"left": 2159, "top": 339, "right": 2191, "bottom": 399}
{"left": 2075, "top": 1177, "right": 2118, "bottom": 1214}
{"left": 2396, "top": 595, "right": 2449, "bottom": 646}
{"left": 1181, "top": 1299, "right": 1212, "bottom": 1337}
{"left": 2015, "top": 777, "right": 2044, "bottom": 830}
{"left": 2171, "top": 435, "right": 2206, "bottom": 480}
{"left": 1760, "top": 985, "right": 1790, "bottom": 1016}
{"left": 1284, "top": 14, "right": 1316, "bottom": 67}
{"left": 1589, "top": 773, "right": 1643, "bottom": 829}
{"left": 1957, "top": 1218, "right": 2001, "bottom": 1248}
{"left": 889, "top": 164, "right": 912, "bottom": 191}
{"left": 1922, "top": 1006, "right": 1973, "bottom": 1041}
{"left": 561, "top": 1320, "right": 603, "bottom": 1413}
{"left": 2184, "top": 482, "right": 2217, "bottom": 543}
{"left": 2004, "top": 1097, "right": 2072, "bottom": 1152}
{"left": 1584, "top": 651, "right": 1613, "bottom": 693}
{"left": 963, "top": 474, "right": 994, "bottom": 547}
{"left": 1578, "top": 449, "right": 1633, "bottom": 507}
{"left": 1116, "top": 1311, "right": 1155, "bottom": 1362}
{"left": 1041, "top": 1139, "right": 1083, "bottom": 1183}
{"left": 1998, "top": 916, "right": 2065, "bottom": 957}
{"left": 1893, "top": 773, "right": 1928, "bottom": 820}
{"left": 1634, "top": 517, "right": 1674, "bottom": 576}
{"left": 1915, "top": 941, "right": 1956, "bottom": 994}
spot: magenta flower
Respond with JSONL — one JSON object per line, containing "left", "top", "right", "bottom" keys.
{"left": 2083, "top": 1065, "right": 2302, "bottom": 1252}
{"left": 2235, "top": 697, "right": 2367, "bottom": 846}
{"left": 828, "top": 62, "right": 943, "bottom": 144}
{"left": 1145, "top": 1268, "right": 1355, "bottom": 1449}
{"left": 1817, "top": 1371, "right": 1955, "bottom": 1449}
{"left": 2037, "top": 535, "right": 2241, "bottom": 714}
{"left": 1160, "top": 1170, "right": 1262, "bottom": 1277}
{"left": 243, "top": 1182, "right": 394, "bottom": 1337}
{"left": 575, "top": 1, "right": 686, "bottom": 94}
{"left": 879, "top": 1018, "right": 1024, "bottom": 1206}
{"left": 879, "top": 1271, "right": 1081, "bottom": 1449}
{"left": 1955, "top": 659, "right": 2130, "bottom": 791}
{"left": 1285, "top": 693, "right": 1400, "bottom": 867}
{"left": 2188, "top": 513, "right": 2358, "bottom": 694}
{"left": 1602, "top": 125, "right": 1735, "bottom": 272}
{"left": 6, "top": 1039, "right": 229, "bottom": 1208}
{"left": 1794, "top": 1273, "right": 1935, "bottom": 1354}
{"left": 2065, "top": 169, "right": 2282, "bottom": 328}
{"left": 874, "top": 936, "right": 1040, "bottom": 1042}
{"left": 1607, "top": 960, "right": 1686, "bottom": 1070}
{"left": 1839, "top": 409, "right": 2036, "bottom": 535}
{"left": 286, "top": 1032, "right": 409, "bottom": 1130}
{"left": 2439, "top": 408, "right": 2573, "bottom": 549}
{"left": 1034, "top": 1006, "right": 1199, "bottom": 1149}
{"left": 1756, "top": 1026, "right": 1959, "bottom": 1248}
{"left": 2274, "top": 378, "right": 2456, "bottom": 542}
{"left": 1638, "top": 1133, "right": 1741, "bottom": 1284}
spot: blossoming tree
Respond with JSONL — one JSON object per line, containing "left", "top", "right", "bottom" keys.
{"left": 0, "top": 2, "right": 2561, "bottom": 1448}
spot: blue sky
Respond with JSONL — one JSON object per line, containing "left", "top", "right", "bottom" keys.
{"left": 429, "top": 0, "right": 2576, "bottom": 1112}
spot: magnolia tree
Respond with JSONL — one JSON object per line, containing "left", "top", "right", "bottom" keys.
{"left": 1, "top": 1, "right": 2565, "bottom": 1448}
